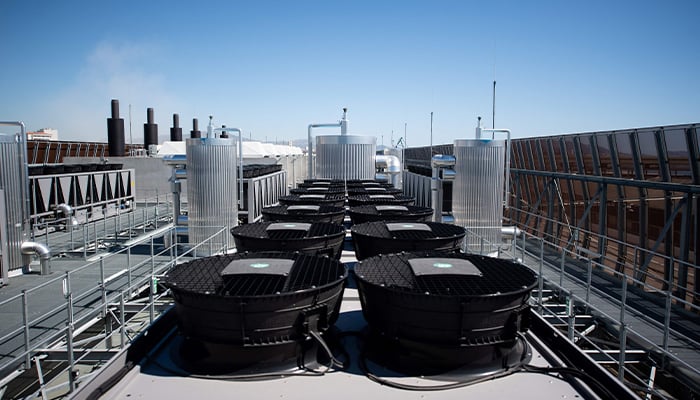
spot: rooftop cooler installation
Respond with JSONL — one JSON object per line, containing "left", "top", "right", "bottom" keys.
{"left": 231, "top": 221, "right": 346, "bottom": 259}
{"left": 351, "top": 221, "right": 466, "bottom": 260}
{"left": 262, "top": 204, "right": 346, "bottom": 225}
{"left": 348, "top": 204, "right": 434, "bottom": 225}
{"left": 309, "top": 109, "right": 377, "bottom": 181}
{"left": 354, "top": 252, "right": 536, "bottom": 375}
{"left": 161, "top": 252, "right": 347, "bottom": 373}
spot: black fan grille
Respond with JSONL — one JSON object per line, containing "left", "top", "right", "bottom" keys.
{"left": 352, "top": 221, "right": 465, "bottom": 240}
{"left": 279, "top": 193, "right": 346, "bottom": 205}
{"left": 231, "top": 221, "right": 344, "bottom": 240}
{"left": 262, "top": 205, "right": 345, "bottom": 216}
{"left": 290, "top": 187, "right": 346, "bottom": 194}
{"left": 163, "top": 253, "right": 346, "bottom": 297}
{"left": 348, "top": 194, "right": 415, "bottom": 206}
{"left": 350, "top": 205, "right": 432, "bottom": 217}
{"left": 355, "top": 252, "right": 537, "bottom": 297}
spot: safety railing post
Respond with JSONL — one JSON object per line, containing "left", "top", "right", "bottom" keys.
{"left": 538, "top": 238, "right": 544, "bottom": 310}
{"left": 22, "top": 290, "right": 31, "bottom": 368}
{"left": 119, "top": 290, "right": 126, "bottom": 349}
{"left": 663, "top": 263, "right": 673, "bottom": 352}
{"left": 567, "top": 292, "right": 575, "bottom": 341}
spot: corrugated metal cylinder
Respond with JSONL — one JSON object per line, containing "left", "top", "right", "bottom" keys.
{"left": 186, "top": 138, "right": 238, "bottom": 252}
{"left": 453, "top": 139, "right": 506, "bottom": 254}
{"left": 0, "top": 134, "right": 29, "bottom": 272}
{"left": 316, "top": 135, "right": 376, "bottom": 180}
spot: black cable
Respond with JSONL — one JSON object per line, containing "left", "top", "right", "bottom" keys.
{"left": 143, "top": 352, "right": 330, "bottom": 381}
{"left": 521, "top": 364, "right": 618, "bottom": 400}
{"left": 348, "top": 330, "right": 529, "bottom": 391}
{"left": 309, "top": 330, "right": 346, "bottom": 370}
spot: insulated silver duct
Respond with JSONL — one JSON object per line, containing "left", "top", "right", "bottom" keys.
{"left": 186, "top": 137, "right": 238, "bottom": 252}
{"left": 307, "top": 108, "right": 349, "bottom": 179}
{"left": 375, "top": 154, "right": 401, "bottom": 188}
{"left": 316, "top": 134, "right": 376, "bottom": 181}
{"left": 453, "top": 138, "right": 506, "bottom": 254}
{"left": 21, "top": 241, "right": 51, "bottom": 275}
{"left": 56, "top": 203, "right": 79, "bottom": 232}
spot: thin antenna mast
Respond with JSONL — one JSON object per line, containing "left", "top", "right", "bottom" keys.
{"left": 430, "top": 111, "right": 433, "bottom": 156}
{"left": 492, "top": 80, "right": 496, "bottom": 133}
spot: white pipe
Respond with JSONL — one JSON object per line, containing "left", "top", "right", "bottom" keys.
{"left": 21, "top": 241, "right": 51, "bottom": 275}
{"left": 375, "top": 155, "right": 401, "bottom": 188}
{"left": 307, "top": 108, "right": 349, "bottom": 179}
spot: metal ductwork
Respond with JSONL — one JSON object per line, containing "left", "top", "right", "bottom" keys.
{"left": 56, "top": 203, "right": 79, "bottom": 232}
{"left": 186, "top": 136, "right": 238, "bottom": 253}
{"left": 375, "top": 154, "right": 401, "bottom": 188}
{"left": 453, "top": 121, "right": 511, "bottom": 254}
{"left": 21, "top": 241, "right": 51, "bottom": 275}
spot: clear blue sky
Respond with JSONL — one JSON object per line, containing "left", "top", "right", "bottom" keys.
{"left": 1, "top": 0, "right": 698, "bottom": 145}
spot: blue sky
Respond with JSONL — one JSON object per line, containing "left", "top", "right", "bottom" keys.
{"left": 1, "top": 1, "right": 698, "bottom": 145}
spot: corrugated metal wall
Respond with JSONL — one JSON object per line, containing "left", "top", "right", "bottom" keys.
{"left": 453, "top": 139, "right": 506, "bottom": 253}
{"left": 316, "top": 136, "right": 376, "bottom": 180}
{"left": 0, "top": 134, "right": 29, "bottom": 273}
{"left": 186, "top": 138, "right": 238, "bottom": 250}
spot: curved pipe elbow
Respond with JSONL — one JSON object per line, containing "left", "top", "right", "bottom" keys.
{"left": 56, "top": 203, "right": 73, "bottom": 217}
{"left": 21, "top": 241, "right": 52, "bottom": 260}
{"left": 375, "top": 155, "right": 401, "bottom": 174}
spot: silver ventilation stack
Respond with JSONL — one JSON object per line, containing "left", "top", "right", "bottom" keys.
{"left": 453, "top": 120, "right": 511, "bottom": 254}
{"left": 309, "top": 109, "right": 377, "bottom": 180}
{"left": 186, "top": 135, "right": 238, "bottom": 252}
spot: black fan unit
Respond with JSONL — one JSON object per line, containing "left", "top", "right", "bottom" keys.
{"left": 278, "top": 193, "right": 346, "bottom": 208}
{"left": 161, "top": 252, "right": 347, "bottom": 372}
{"left": 348, "top": 205, "right": 433, "bottom": 225}
{"left": 351, "top": 221, "right": 465, "bottom": 260}
{"left": 262, "top": 204, "right": 346, "bottom": 225}
{"left": 347, "top": 194, "right": 414, "bottom": 207}
{"left": 354, "top": 252, "right": 536, "bottom": 374}
{"left": 231, "top": 221, "right": 346, "bottom": 259}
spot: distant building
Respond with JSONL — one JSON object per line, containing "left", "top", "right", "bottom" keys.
{"left": 27, "top": 128, "right": 58, "bottom": 141}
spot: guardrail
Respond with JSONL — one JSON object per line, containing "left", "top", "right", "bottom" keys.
{"left": 463, "top": 219, "right": 700, "bottom": 399}
{"left": 0, "top": 225, "right": 228, "bottom": 395}
{"left": 29, "top": 199, "right": 171, "bottom": 259}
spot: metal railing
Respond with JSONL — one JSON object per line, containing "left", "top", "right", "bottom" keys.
{"left": 0, "top": 224, "right": 228, "bottom": 395}
{"left": 463, "top": 216, "right": 700, "bottom": 399}
{"left": 29, "top": 198, "right": 171, "bottom": 259}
